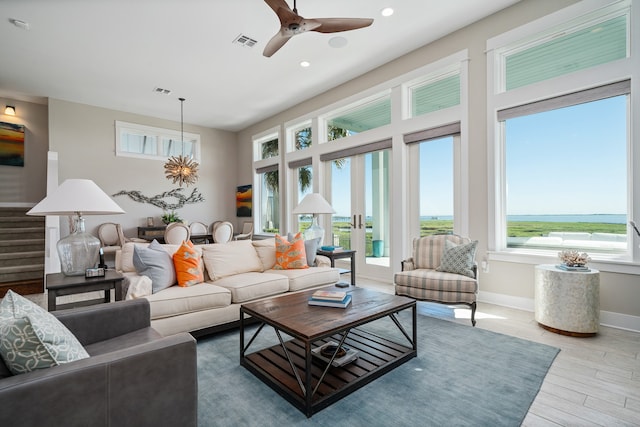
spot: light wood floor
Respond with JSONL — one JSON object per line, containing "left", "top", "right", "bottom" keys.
{"left": 358, "top": 278, "right": 640, "bottom": 427}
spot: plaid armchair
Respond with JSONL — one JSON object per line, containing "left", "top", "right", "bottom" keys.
{"left": 394, "top": 234, "right": 478, "bottom": 326}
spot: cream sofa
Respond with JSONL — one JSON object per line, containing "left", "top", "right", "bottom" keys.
{"left": 115, "top": 239, "right": 340, "bottom": 337}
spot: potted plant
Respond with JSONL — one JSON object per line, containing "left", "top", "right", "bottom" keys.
{"left": 161, "top": 211, "right": 182, "bottom": 225}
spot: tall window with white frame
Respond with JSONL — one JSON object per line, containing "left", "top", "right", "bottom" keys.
{"left": 488, "top": 0, "right": 635, "bottom": 259}
{"left": 418, "top": 136, "right": 454, "bottom": 236}
{"left": 255, "top": 136, "right": 280, "bottom": 234}
{"left": 501, "top": 90, "right": 628, "bottom": 253}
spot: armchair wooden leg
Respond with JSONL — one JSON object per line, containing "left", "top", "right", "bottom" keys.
{"left": 470, "top": 301, "right": 477, "bottom": 327}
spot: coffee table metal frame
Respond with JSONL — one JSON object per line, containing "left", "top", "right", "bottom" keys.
{"left": 240, "top": 288, "right": 416, "bottom": 417}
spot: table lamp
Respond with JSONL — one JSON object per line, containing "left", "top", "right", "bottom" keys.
{"left": 292, "top": 193, "right": 335, "bottom": 245}
{"left": 27, "top": 179, "right": 125, "bottom": 276}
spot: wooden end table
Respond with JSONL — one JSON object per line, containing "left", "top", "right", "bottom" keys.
{"left": 316, "top": 249, "right": 356, "bottom": 285}
{"left": 46, "top": 270, "right": 125, "bottom": 311}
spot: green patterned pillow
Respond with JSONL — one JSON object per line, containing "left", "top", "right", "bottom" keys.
{"left": 436, "top": 239, "right": 478, "bottom": 278}
{"left": 0, "top": 290, "right": 89, "bottom": 375}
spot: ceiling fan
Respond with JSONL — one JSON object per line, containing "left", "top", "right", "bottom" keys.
{"left": 263, "top": 0, "right": 374, "bottom": 57}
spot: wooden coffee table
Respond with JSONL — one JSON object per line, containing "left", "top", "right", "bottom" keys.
{"left": 240, "top": 287, "right": 416, "bottom": 417}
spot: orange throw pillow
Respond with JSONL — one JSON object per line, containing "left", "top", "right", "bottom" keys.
{"left": 173, "top": 240, "right": 204, "bottom": 287}
{"left": 273, "top": 233, "right": 309, "bottom": 270}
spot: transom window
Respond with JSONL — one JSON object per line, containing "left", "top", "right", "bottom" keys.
{"left": 325, "top": 92, "right": 391, "bottom": 141}
{"left": 115, "top": 121, "right": 200, "bottom": 161}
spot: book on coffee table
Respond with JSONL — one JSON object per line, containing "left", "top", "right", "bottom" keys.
{"left": 308, "top": 294, "right": 352, "bottom": 308}
{"left": 311, "top": 290, "right": 347, "bottom": 301}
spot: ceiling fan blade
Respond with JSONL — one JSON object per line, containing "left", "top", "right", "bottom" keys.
{"left": 263, "top": 32, "right": 293, "bottom": 57}
{"left": 264, "top": 0, "right": 292, "bottom": 16}
{"left": 312, "top": 18, "right": 374, "bottom": 34}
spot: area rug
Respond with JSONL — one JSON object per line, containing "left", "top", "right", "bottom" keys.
{"left": 196, "top": 313, "right": 559, "bottom": 427}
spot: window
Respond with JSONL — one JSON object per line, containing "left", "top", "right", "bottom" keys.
{"left": 260, "top": 138, "right": 279, "bottom": 160}
{"left": 500, "top": 10, "right": 628, "bottom": 92}
{"left": 325, "top": 92, "right": 391, "bottom": 141}
{"left": 487, "top": 0, "right": 636, "bottom": 263}
{"left": 501, "top": 90, "right": 628, "bottom": 253}
{"left": 115, "top": 121, "right": 200, "bottom": 161}
{"left": 409, "top": 72, "right": 460, "bottom": 117}
{"left": 290, "top": 124, "right": 312, "bottom": 151}
{"left": 254, "top": 131, "right": 280, "bottom": 234}
{"left": 405, "top": 123, "right": 459, "bottom": 237}
{"left": 257, "top": 167, "right": 279, "bottom": 234}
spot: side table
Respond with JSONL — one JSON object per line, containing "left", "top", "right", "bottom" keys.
{"left": 316, "top": 249, "right": 356, "bottom": 286}
{"left": 46, "top": 270, "right": 125, "bottom": 311}
{"left": 534, "top": 264, "right": 600, "bottom": 337}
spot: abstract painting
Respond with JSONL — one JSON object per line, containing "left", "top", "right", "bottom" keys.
{"left": 0, "top": 122, "right": 25, "bottom": 167}
{"left": 236, "top": 185, "right": 252, "bottom": 217}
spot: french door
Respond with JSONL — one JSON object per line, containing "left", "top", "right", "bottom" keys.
{"left": 328, "top": 149, "right": 391, "bottom": 279}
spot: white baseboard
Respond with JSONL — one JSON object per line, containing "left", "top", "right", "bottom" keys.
{"left": 479, "top": 291, "right": 640, "bottom": 333}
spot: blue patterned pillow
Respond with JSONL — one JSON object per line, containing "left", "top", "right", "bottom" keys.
{"left": 0, "top": 290, "right": 89, "bottom": 375}
{"left": 436, "top": 239, "right": 478, "bottom": 278}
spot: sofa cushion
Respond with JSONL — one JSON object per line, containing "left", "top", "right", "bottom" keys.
{"left": 436, "top": 239, "right": 478, "bottom": 278}
{"left": 133, "top": 240, "right": 176, "bottom": 293}
{"left": 253, "top": 238, "right": 276, "bottom": 270}
{"left": 394, "top": 269, "right": 478, "bottom": 294}
{"left": 288, "top": 233, "right": 320, "bottom": 266}
{"left": 173, "top": 241, "right": 204, "bottom": 287}
{"left": 0, "top": 290, "right": 89, "bottom": 375}
{"left": 265, "top": 267, "right": 340, "bottom": 292}
{"left": 412, "top": 234, "right": 469, "bottom": 270}
{"left": 120, "top": 242, "right": 183, "bottom": 273}
{"left": 202, "top": 240, "right": 263, "bottom": 280}
{"left": 273, "top": 233, "right": 308, "bottom": 270}
{"left": 145, "top": 283, "right": 232, "bottom": 320}
{"left": 213, "top": 272, "right": 289, "bottom": 303}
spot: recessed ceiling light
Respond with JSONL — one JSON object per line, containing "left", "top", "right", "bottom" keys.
{"left": 381, "top": 7, "right": 394, "bottom": 17}
{"left": 328, "top": 36, "right": 348, "bottom": 48}
{"left": 300, "top": 61, "right": 311, "bottom": 68}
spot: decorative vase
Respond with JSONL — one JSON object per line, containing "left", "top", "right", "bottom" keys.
{"left": 57, "top": 216, "right": 101, "bottom": 276}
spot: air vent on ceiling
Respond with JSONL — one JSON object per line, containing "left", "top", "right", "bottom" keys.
{"left": 153, "top": 87, "right": 172, "bottom": 95}
{"left": 233, "top": 34, "right": 258, "bottom": 48}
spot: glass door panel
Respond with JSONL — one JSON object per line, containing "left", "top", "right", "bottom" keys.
{"left": 330, "top": 158, "right": 352, "bottom": 249}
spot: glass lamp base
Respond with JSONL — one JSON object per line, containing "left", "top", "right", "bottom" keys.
{"left": 304, "top": 216, "right": 325, "bottom": 246}
{"left": 57, "top": 217, "right": 101, "bottom": 276}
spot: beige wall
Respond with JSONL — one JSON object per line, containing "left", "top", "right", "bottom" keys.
{"left": 235, "top": 0, "right": 640, "bottom": 327}
{"left": 48, "top": 99, "right": 238, "bottom": 239}
{"left": 0, "top": 97, "right": 48, "bottom": 204}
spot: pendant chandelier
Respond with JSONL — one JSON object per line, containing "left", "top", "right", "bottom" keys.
{"left": 164, "top": 97, "right": 199, "bottom": 187}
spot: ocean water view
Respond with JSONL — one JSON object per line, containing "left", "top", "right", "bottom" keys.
{"left": 415, "top": 214, "right": 627, "bottom": 224}
{"left": 328, "top": 214, "right": 627, "bottom": 224}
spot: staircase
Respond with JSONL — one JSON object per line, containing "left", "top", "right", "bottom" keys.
{"left": 0, "top": 207, "right": 45, "bottom": 297}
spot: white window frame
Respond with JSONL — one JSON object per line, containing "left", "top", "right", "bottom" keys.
{"left": 115, "top": 121, "right": 200, "bottom": 162}
{"left": 253, "top": 128, "right": 282, "bottom": 235}
{"left": 486, "top": 0, "right": 639, "bottom": 274}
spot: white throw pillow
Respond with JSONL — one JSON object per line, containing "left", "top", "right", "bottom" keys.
{"left": 202, "top": 240, "right": 263, "bottom": 280}
{"left": 252, "top": 238, "right": 276, "bottom": 270}
{"left": 0, "top": 290, "right": 89, "bottom": 375}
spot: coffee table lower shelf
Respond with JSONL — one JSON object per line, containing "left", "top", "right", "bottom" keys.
{"left": 241, "top": 327, "right": 416, "bottom": 417}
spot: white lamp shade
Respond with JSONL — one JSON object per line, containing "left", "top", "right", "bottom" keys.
{"left": 27, "top": 179, "right": 125, "bottom": 216}
{"left": 292, "top": 193, "right": 335, "bottom": 215}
